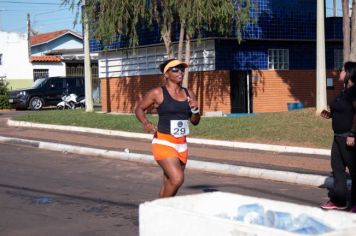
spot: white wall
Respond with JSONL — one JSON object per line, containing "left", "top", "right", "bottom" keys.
{"left": 98, "top": 40, "right": 215, "bottom": 78}
{"left": 32, "top": 62, "right": 66, "bottom": 77}
{"left": 0, "top": 31, "right": 33, "bottom": 80}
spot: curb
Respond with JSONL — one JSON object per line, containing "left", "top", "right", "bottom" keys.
{"left": 7, "top": 119, "right": 330, "bottom": 156}
{"left": 0, "top": 135, "right": 334, "bottom": 189}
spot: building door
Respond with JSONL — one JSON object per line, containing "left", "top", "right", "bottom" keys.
{"left": 230, "top": 70, "right": 252, "bottom": 113}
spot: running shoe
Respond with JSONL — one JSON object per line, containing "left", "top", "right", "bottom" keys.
{"left": 349, "top": 206, "right": 356, "bottom": 213}
{"left": 320, "top": 201, "right": 347, "bottom": 210}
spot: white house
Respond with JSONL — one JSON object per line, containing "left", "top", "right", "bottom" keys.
{"left": 30, "top": 29, "right": 85, "bottom": 81}
{"left": 0, "top": 31, "right": 33, "bottom": 90}
{"left": 0, "top": 29, "right": 98, "bottom": 91}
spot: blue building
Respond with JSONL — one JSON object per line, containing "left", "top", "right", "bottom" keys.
{"left": 91, "top": 0, "right": 343, "bottom": 114}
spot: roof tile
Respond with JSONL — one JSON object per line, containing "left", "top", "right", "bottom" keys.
{"left": 31, "top": 55, "right": 62, "bottom": 62}
{"left": 30, "top": 29, "right": 82, "bottom": 45}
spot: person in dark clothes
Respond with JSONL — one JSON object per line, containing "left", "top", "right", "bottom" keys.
{"left": 135, "top": 59, "right": 200, "bottom": 198}
{"left": 320, "top": 61, "right": 356, "bottom": 212}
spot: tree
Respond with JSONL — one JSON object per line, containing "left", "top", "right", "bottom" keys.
{"left": 63, "top": 0, "right": 255, "bottom": 88}
{"left": 342, "top": 0, "right": 356, "bottom": 62}
{"left": 174, "top": 0, "right": 253, "bottom": 86}
{"left": 350, "top": 0, "right": 356, "bottom": 61}
{"left": 63, "top": 0, "right": 149, "bottom": 49}
{"left": 343, "top": 0, "right": 351, "bottom": 62}
{"left": 0, "top": 80, "right": 9, "bottom": 109}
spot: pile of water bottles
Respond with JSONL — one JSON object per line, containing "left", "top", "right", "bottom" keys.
{"left": 216, "top": 203, "right": 333, "bottom": 235}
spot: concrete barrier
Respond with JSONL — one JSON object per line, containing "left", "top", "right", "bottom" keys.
{"left": 139, "top": 192, "right": 356, "bottom": 236}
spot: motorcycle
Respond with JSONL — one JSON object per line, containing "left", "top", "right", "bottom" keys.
{"left": 57, "top": 90, "right": 85, "bottom": 110}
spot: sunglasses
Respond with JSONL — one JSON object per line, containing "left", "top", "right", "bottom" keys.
{"left": 170, "top": 66, "right": 185, "bottom": 73}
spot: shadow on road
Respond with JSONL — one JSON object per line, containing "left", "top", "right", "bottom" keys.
{"left": 0, "top": 182, "right": 138, "bottom": 209}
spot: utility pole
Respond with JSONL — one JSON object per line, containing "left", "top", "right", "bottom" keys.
{"left": 83, "top": 0, "right": 93, "bottom": 112}
{"left": 0, "top": 9, "right": 3, "bottom": 30}
{"left": 27, "top": 13, "right": 31, "bottom": 62}
{"left": 333, "top": 0, "right": 337, "bottom": 16}
{"left": 316, "top": 0, "right": 327, "bottom": 114}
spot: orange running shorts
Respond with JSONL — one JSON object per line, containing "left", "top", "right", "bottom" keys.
{"left": 152, "top": 131, "right": 188, "bottom": 164}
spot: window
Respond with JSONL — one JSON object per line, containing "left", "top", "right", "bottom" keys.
{"left": 0, "top": 54, "right": 2, "bottom": 65}
{"left": 268, "top": 49, "right": 289, "bottom": 70}
{"left": 33, "top": 69, "right": 49, "bottom": 81}
{"left": 66, "top": 78, "right": 77, "bottom": 88}
{"left": 334, "top": 48, "right": 343, "bottom": 70}
{"left": 49, "top": 78, "right": 65, "bottom": 89}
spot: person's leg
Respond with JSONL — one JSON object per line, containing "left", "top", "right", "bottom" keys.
{"left": 342, "top": 144, "right": 356, "bottom": 207}
{"left": 329, "top": 137, "right": 348, "bottom": 206}
{"left": 159, "top": 160, "right": 186, "bottom": 197}
{"left": 159, "top": 173, "right": 169, "bottom": 197}
{"left": 157, "top": 157, "right": 185, "bottom": 198}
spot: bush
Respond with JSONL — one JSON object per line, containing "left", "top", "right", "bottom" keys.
{"left": 0, "top": 95, "right": 9, "bottom": 109}
{"left": 0, "top": 80, "right": 9, "bottom": 109}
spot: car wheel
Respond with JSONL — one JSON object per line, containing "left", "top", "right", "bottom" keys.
{"left": 57, "top": 105, "right": 64, "bottom": 110}
{"left": 29, "top": 97, "right": 44, "bottom": 110}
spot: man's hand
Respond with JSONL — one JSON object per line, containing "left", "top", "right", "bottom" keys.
{"left": 346, "top": 136, "right": 355, "bottom": 147}
{"left": 320, "top": 110, "right": 331, "bottom": 119}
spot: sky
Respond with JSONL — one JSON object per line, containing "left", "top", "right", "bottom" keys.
{"left": 0, "top": 0, "right": 345, "bottom": 35}
{"left": 0, "top": 0, "right": 82, "bottom": 34}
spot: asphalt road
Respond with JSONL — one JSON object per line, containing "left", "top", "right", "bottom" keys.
{"left": 0, "top": 142, "right": 328, "bottom": 236}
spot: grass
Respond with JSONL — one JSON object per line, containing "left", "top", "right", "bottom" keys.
{"left": 13, "top": 108, "right": 333, "bottom": 149}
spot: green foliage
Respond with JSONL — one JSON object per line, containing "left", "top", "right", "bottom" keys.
{"left": 0, "top": 95, "right": 9, "bottom": 109}
{"left": 62, "top": 0, "right": 257, "bottom": 48}
{"left": 89, "top": 0, "right": 148, "bottom": 47}
{"left": 0, "top": 80, "right": 9, "bottom": 95}
{"left": 0, "top": 80, "right": 9, "bottom": 109}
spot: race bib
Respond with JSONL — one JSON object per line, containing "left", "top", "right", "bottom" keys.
{"left": 170, "top": 120, "right": 190, "bottom": 137}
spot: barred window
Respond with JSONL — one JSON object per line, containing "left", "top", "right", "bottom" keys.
{"left": 268, "top": 49, "right": 289, "bottom": 70}
{"left": 33, "top": 69, "right": 49, "bottom": 81}
{"left": 334, "top": 48, "right": 343, "bottom": 70}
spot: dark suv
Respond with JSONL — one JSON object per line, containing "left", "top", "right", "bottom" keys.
{"left": 9, "top": 76, "right": 84, "bottom": 110}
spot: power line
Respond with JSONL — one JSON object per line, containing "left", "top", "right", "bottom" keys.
{"left": 0, "top": 1, "right": 62, "bottom": 5}
{"left": 34, "top": 8, "right": 68, "bottom": 16}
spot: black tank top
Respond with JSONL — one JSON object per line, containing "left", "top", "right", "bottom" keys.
{"left": 157, "top": 86, "right": 191, "bottom": 134}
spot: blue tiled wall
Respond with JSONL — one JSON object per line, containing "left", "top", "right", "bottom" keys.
{"left": 243, "top": 0, "right": 316, "bottom": 40}
{"left": 90, "top": 0, "right": 342, "bottom": 71}
{"left": 90, "top": 0, "right": 320, "bottom": 52}
{"left": 215, "top": 40, "right": 317, "bottom": 70}
{"left": 325, "top": 17, "right": 343, "bottom": 40}
{"left": 90, "top": 22, "right": 163, "bottom": 52}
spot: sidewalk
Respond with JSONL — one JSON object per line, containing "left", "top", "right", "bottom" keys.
{"left": 0, "top": 118, "right": 337, "bottom": 189}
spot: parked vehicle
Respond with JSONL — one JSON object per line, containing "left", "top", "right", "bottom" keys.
{"left": 8, "top": 76, "right": 84, "bottom": 110}
{"left": 57, "top": 90, "right": 85, "bottom": 109}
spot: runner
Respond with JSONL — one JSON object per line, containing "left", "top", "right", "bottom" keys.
{"left": 135, "top": 59, "right": 201, "bottom": 198}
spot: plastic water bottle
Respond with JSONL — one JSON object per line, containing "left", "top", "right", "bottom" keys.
{"left": 265, "top": 210, "right": 293, "bottom": 230}
{"left": 291, "top": 214, "right": 333, "bottom": 235}
{"left": 214, "top": 213, "right": 232, "bottom": 220}
{"left": 235, "top": 204, "right": 265, "bottom": 225}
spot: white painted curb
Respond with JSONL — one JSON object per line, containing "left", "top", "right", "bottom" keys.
{"left": 7, "top": 119, "right": 330, "bottom": 156}
{"left": 0, "top": 135, "right": 334, "bottom": 188}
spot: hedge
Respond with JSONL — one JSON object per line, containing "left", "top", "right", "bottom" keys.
{"left": 0, "top": 95, "right": 9, "bottom": 109}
